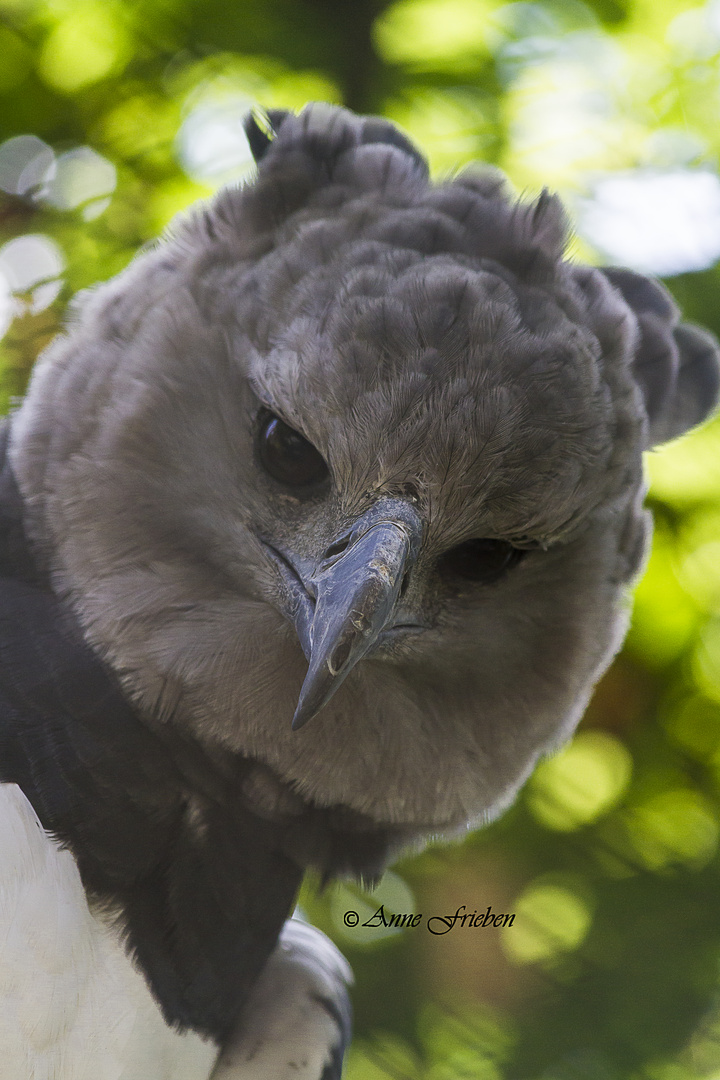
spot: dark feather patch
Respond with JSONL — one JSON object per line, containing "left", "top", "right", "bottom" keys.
{"left": 244, "top": 109, "right": 287, "bottom": 163}
{"left": 0, "top": 422, "right": 398, "bottom": 1041}
{"left": 0, "top": 422, "right": 43, "bottom": 585}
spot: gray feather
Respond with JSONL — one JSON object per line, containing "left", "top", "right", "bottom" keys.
{"left": 9, "top": 101, "right": 719, "bottom": 830}
{"left": 602, "top": 266, "right": 720, "bottom": 445}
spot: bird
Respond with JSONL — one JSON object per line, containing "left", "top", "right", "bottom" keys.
{"left": 1, "top": 101, "right": 718, "bottom": 1078}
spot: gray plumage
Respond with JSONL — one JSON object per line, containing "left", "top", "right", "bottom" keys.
{"left": 12, "top": 102, "right": 717, "bottom": 829}
{"left": 3, "top": 103, "right": 719, "bottom": 1076}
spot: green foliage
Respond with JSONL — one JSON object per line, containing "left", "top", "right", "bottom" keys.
{"left": 3, "top": 0, "right": 720, "bottom": 1075}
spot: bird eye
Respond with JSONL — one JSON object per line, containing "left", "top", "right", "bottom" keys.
{"left": 437, "top": 538, "right": 525, "bottom": 584}
{"left": 258, "top": 413, "right": 329, "bottom": 488}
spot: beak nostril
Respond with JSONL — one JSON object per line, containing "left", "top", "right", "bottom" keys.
{"left": 328, "top": 637, "right": 354, "bottom": 675}
{"left": 322, "top": 535, "right": 351, "bottom": 562}
{"left": 399, "top": 568, "right": 411, "bottom": 599}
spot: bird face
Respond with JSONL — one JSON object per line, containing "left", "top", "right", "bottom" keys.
{"left": 240, "top": 249, "right": 643, "bottom": 744}
{"left": 10, "top": 105, "right": 713, "bottom": 834}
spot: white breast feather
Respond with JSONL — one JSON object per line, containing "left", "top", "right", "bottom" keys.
{"left": 0, "top": 784, "right": 351, "bottom": 1080}
{"left": 0, "top": 783, "right": 217, "bottom": 1080}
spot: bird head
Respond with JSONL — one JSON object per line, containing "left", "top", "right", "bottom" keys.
{"left": 10, "top": 104, "right": 719, "bottom": 833}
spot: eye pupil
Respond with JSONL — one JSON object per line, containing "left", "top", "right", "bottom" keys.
{"left": 437, "top": 538, "right": 524, "bottom": 584}
{"left": 259, "top": 414, "right": 329, "bottom": 488}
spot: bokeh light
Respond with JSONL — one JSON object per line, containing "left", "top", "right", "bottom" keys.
{"left": 527, "top": 731, "right": 633, "bottom": 832}
{"left": 502, "top": 880, "right": 593, "bottom": 963}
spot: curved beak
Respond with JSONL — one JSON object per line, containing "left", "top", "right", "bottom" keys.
{"left": 291, "top": 498, "right": 423, "bottom": 730}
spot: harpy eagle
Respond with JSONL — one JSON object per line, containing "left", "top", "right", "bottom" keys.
{"left": 1, "top": 103, "right": 719, "bottom": 1078}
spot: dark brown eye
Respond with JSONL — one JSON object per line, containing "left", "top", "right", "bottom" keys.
{"left": 258, "top": 413, "right": 329, "bottom": 488}
{"left": 437, "top": 538, "right": 525, "bottom": 584}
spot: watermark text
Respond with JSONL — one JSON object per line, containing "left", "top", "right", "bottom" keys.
{"left": 343, "top": 904, "right": 515, "bottom": 935}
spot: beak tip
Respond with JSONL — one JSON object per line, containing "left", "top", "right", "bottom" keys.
{"left": 291, "top": 687, "right": 322, "bottom": 730}
{"left": 291, "top": 706, "right": 312, "bottom": 731}
{"left": 292, "top": 660, "right": 337, "bottom": 731}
